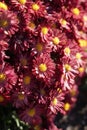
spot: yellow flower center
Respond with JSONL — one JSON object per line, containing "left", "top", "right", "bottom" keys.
{"left": 0, "top": 2, "right": 8, "bottom": 10}
{"left": 52, "top": 24, "right": 57, "bottom": 28}
{"left": 0, "top": 73, "right": 6, "bottom": 83}
{"left": 28, "top": 22, "right": 36, "bottom": 29}
{"left": 18, "top": 0, "right": 26, "bottom": 4}
{"left": 76, "top": 53, "right": 82, "bottom": 60}
{"left": 78, "top": 39, "right": 87, "bottom": 47}
{"left": 64, "top": 47, "right": 71, "bottom": 55}
{"left": 52, "top": 37, "right": 60, "bottom": 45}
{"left": 0, "top": 20, "right": 8, "bottom": 28}
{"left": 20, "top": 58, "right": 27, "bottom": 66}
{"left": 32, "top": 3, "right": 40, "bottom": 11}
{"left": 18, "top": 93, "right": 25, "bottom": 100}
{"left": 72, "top": 8, "right": 80, "bottom": 15}
{"left": 40, "top": 89, "right": 45, "bottom": 95}
{"left": 64, "top": 64, "right": 71, "bottom": 72}
{"left": 70, "top": 90, "right": 76, "bottom": 97}
{"left": 28, "top": 108, "right": 36, "bottom": 117}
{"left": 36, "top": 43, "right": 43, "bottom": 52}
{"left": 64, "top": 103, "right": 70, "bottom": 111}
{"left": 52, "top": 98, "right": 58, "bottom": 106}
{"left": 83, "top": 15, "right": 87, "bottom": 21}
{"left": 39, "top": 64, "right": 47, "bottom": 72}
{"left": 41, "top": 27, "right": 48, "bottom": 35}
{"left": 60, "top": 19, "right": 67, "bottom": 25}
{"left": 0, "top": 95, "right": 4, "bottom": 102}
{"left": 34, "top": 125, "right": 40, "bottom": 130}
{"left": 78, "top": 67, "right": 84, "bottom": 73}
{"left": 23, "top": 76, "right": 31, "bottom": 85}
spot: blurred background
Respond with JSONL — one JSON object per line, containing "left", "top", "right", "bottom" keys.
{"left": 0, "top": 74, "right": 87, "bottom": 130}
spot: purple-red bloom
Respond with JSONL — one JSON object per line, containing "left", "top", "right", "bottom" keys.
{"left": 0, "top": 0, "right": 87, "bottom": 129}
{"left": 0, "top": 9, "right": 19, "bottom": 36}
{"left": 32, "top": 53, "right": 55, "bottom": 84}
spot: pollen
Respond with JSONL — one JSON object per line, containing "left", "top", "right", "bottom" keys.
{"left": 78, "top": 39, "right": 87, "bottom": 47}
{"left": 36, "top": 43, "right": 43, "bottom": 52}
{"left": 52, "top": 98, "right": 58, "bottom": 106}
{"left": 60, "top": 19, "right": 67, "bottom": 25}
{"left": 28, "top": 108, "right": 36, "bottom": 117}
{"left": 18, "top": 93, "right": 25, "bottom": 100}
{"left": 0, "top": 2, "right": 8, "bottom": 10}
{"left": 40, "top": 89, "right": 45, "bottom": 95}
{"left": 64, "top": 64, "right": 71, "bottom": 72}
{"left": 76, "top": 53, "right": 82, "bottom": 60}
{"left": 0, "top": 73, "right": 6, "bottom": 83}
{"left": 18, "top": 0, "right": 26, "bottom": 4}
{"left": 52, "top": 37, "right": 60, "bottom": 45}
{"left": 23, "top": 76, "right": 31, "bottom": 85}
{"left": 0, "top": 20, "right": 8, "bottom": 28}
{"left": 72, "top": 8, "right": 80, "bottom": 15}
{"left": 64, "top": 47, "right": 71, "bottom": 55}
{"left": 28, "top": 22, "right": 36, "bottom": 29}
{"left": 34, "top": 125, "right": 40, "bottom": 130}
{"left": 70, "top": 90, "right": 76, "bottom": 96}
{"left": 32, "top": 3, "right": 40, "bottom": 11}
{"left": 64, "top": 102, "right": 70, "bottom": 111}
{"left": 20, "top": 58, "right": 27, "bottom": 66}
{"left": 41, "top": 27, "right": 48, "bottom": 35}
{"left": 0, "top": 95, "right": 4, "bottom": 102}
{"left": 78, "top": 67, "right": 84, "bottom": 73}
{"left": 39, "top": 63, "right": 47, "bottom": 72}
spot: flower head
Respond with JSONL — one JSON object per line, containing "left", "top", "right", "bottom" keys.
{"left": 0, "top": 63, "right": 17, "bottom": 93}
{"left": 49, "top": 90, "right": 65, "bottom": 114}
{"left": 32, "top": 53, "right": 55, "bottom": 84}
{"left": 0, "top": 9, "right": 19, "bottom": 36}
{"left": 19, "top": 105, "right": 42, "bottom": 125}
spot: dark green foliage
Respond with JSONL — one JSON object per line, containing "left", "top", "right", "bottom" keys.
{"left": 0, "top": 104, "right": 29, "bottom": 130}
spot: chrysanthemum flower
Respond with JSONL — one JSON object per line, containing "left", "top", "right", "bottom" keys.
{"left": 22, "top": 72, "right": 36, "bottom": 91}
{"left": 0, "top": 63, "right": 17, "bottom": 92}
{"left": 33, "top": 84, "right": 50, "bottom": 105}
{"left": 38, "top": 24, "right": 53, "bottom": 43}
{"left": 16, "top": 51, "right": 33, "bottom": 70}
{"left": 31, "top": 39, "right": 51, "bottom": 56}
{"left": 32, "top": 53, "right": 55, "bottom": 84}
{"left": 61, "top": 58, "right": 79, "bottom": 90}
{"left": 49, "top": 29, "right": 67, "bottom": 51}
{"left": 24, "top": 15, "right": 38, "bottom": 36}
{"left": 0, "top": 0, "right": 87, "bottom": 129}
{"left": 19, "top": 105, "right": 42, "bottom": 125}
{"left": 12, "top": 91, "right": 29, "bottom": 108}
{"left": 0, "top": 9, "right": 19, "bottom": 36}
{"left": 49, "top": 90, "right": 65, "bottom": 114}
{"left": 10, "top": 0, "right": 28, "bottom": 12}
{"left": 27, "top": 1, "right": 47, "bottom": 18}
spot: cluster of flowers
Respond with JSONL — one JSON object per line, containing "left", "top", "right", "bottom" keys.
{"left": 0, "top": 0, "right": 87, "bottom": 129}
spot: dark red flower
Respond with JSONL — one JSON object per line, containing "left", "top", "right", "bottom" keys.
{"left": 32, "top": 53, "right": 55, "bottom": 84}
{"left": 12, "top": 91, "right": 29, "bottom": 108}
{"left": 19, "top": 104, "right": 42, "bottom": 125}
{"left": 0, "top": 9, "right": 19, "bottom": 36}
{"left": 0, "top": 63, "right": 17, "bottom": 93}
{"left": 27, "top": 0, "right": 47, "bottom": 18}
{"left": 49, "top": 90, "right": 65, "bottom": 114}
